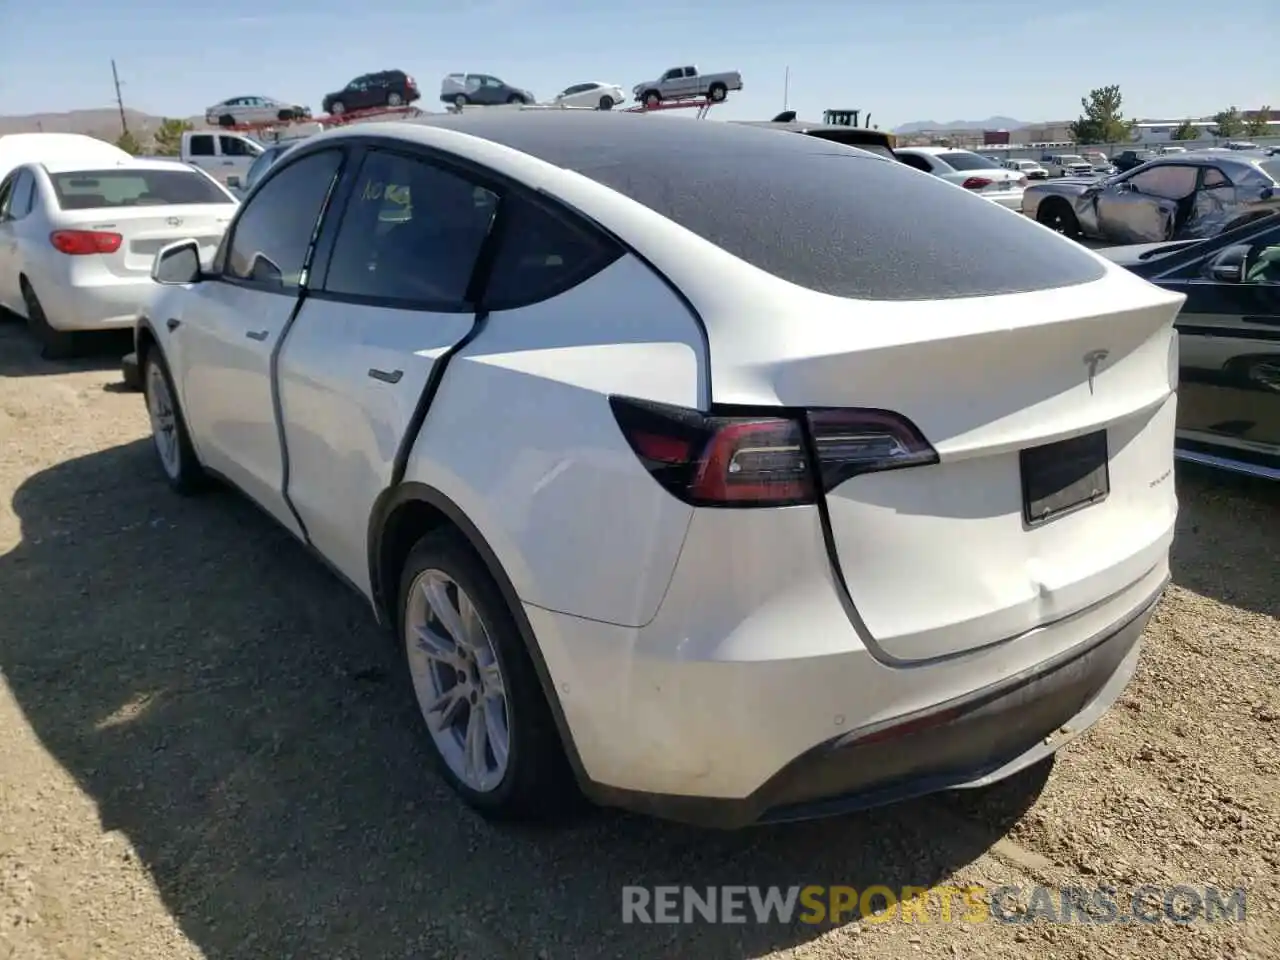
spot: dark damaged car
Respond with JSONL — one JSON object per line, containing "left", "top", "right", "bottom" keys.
{"left": 1022, "top": 153, "right": 1280, "bottom": 245}
{"left": 1098, "top": 211, "right": 1280, "bottom": 481}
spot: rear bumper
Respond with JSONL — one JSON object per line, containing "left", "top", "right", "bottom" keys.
{"left": 37, "top": 275, "right": 152, "bottom": 332}
{"left": 586, "top": 588, "right": 1159, "bottom": 829}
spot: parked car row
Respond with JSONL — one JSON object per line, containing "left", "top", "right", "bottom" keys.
{"left": 202, "top": 62, "right": 746, "bottom": 126}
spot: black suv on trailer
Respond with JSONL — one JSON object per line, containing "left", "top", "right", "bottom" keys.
{"left": 321, "top": 70, "right": 421, "bottom": 116}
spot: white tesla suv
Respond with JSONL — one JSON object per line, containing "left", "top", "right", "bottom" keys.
{"left": 136, "top": 112, "right": 1183, "bottom": 828}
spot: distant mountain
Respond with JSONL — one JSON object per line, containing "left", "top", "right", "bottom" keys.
{"left": 0, "top": 108, "right": 209, "bottom": 140}
{"left": 893, "top": 116, "right": 1028, "bottom": 134}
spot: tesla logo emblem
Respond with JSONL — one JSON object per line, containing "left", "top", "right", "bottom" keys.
{"left": 1084, "top": 349, "right": 1109, "bottom": 393}
{"left": 166, "top": 217, "right": 183, "bottom": 227}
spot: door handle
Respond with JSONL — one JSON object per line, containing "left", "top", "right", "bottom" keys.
{"left": 166, "top": 318, "right": 181, "bottom": 332}
{"left": 223, "top": 160, "right": 235, "bottom": 166}
{"left": 245, "top": 329, "right": 270, "bottom": 341}
{"left": 367, "top": 368, "right": 403, "bottom": 384}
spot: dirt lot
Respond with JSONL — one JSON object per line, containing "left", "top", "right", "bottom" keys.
{"left": 1, "top": 321, "right": 1277, "bottom": 960}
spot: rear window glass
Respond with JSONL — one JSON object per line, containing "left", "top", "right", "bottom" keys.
{"left": 51, "top": 169, "right": 232, "bottom": 210}
{"left": 934, "top": 151, "right": 999, "bottom": 171}
{"left": 420, "top": 112, "right": 1106, "bottom": 300}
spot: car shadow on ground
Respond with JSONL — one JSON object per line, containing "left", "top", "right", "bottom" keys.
{"left": 0, "top": 439, "right": 1048, "bottom": 960}
{"left": 0, "top": 319, "right": 131, "bottom": 379}
{"left": 1170, "top": 463, "right": 1279, "bottom": 618}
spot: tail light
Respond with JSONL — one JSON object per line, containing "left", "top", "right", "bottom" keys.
{"left": 960, "top": 176, "right": 992, "bottom": 190}
{"left": 609, "top": 396, "right": 938, "bottom": 508}
{"left": 50, "top": 230, "right": 122, "bottom": 255}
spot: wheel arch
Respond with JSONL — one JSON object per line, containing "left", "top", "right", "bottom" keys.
{"left": 367, "top": 481, "right": 593, "bottom": 790}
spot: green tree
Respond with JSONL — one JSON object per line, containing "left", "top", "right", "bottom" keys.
{"left": 1069, "top": 84, "right": 1135, "bottom": 145}
{"left": 1169, "top": 120, "right": 1200, "bottom": 141}
{"left": 1242, "top": 106, "right": 1271, "bottom": 138}
{"left": 1210, "top": 106, "right": 1243, "bottom": 138}
{"left": 152, "top": 118, "right": 193, "bottom": 156}
{"left": 114, "top": 130, "right": 142, "bottom": 155}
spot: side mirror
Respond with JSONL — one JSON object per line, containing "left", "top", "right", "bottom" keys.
{"left": 1207, "top": 243, "right": 1252, "bottom": 283}
{"left": 152, "top": 239, "right": 202, "bottom": 285}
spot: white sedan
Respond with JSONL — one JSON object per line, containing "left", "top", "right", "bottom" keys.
{"left": 551, "top": 81, "right": 627, "bottom": 110}
{"left": 895, "top": 147, "right": 1027, "bottom": 209}
{"left": 135, "top": 112, "right": 1181, "bottom": 828}
{"left": 205, "top": 95, "right": 311, "bottom": 128}
{"left": 1003, "top": 157, "right": 1049, "bottom": 180}
{"left": 0, "top": 158, "right": 236, "bottom": 358}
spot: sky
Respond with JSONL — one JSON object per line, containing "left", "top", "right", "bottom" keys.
{"left": 0, "top": 0, "right": 1273, "bottom": 129}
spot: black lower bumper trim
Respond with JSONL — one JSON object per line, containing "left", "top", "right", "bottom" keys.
{"left": 585, "top": 587, "right": 1162, "bottom": 829}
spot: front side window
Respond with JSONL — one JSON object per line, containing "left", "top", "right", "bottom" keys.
{"left": 51, "top": 169, "right": 233, "bottom": 209}
{"left": 1128, "top": 165, "right": 1199, "bottom": 200}
{"left": 220, "top": 136, "right": 256, "bottom": 157}
{"left": 321, "top": 150, "right": 497, "bottom": 307}
{"left": 224, "top": 148, "right": 343, "bottom": 290}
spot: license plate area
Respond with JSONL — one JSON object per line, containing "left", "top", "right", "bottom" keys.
{"left": 1020, "top": 430, "right": 1110, "bottom": 527}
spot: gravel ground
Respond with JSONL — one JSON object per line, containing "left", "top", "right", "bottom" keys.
{"left": 0, "top": 321, "right": 1277, "bottom": 960}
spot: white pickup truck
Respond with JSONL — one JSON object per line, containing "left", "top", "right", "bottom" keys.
{"left": 177, "top": 130, "right": 264, "bottom": 190}
{"left": 632, "top": 65, "right": 744, "bottom": 107}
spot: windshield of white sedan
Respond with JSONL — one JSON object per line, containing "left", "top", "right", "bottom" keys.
{"left": 51, "top": 170, "right": 233, "bottom": 210}
{"left": 937, "top": 151, "right": 1000, "bottom": 171}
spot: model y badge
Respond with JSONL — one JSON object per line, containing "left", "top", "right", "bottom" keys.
{"left": 1083, "top": 349, "right": 1109, "bottom": 394}
{"left": 166, "top": 217, "right": 183, "bottom": 227}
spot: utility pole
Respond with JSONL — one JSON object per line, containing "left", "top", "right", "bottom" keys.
{"left": 111, "top": 60, "right": 128, "bottom": 135}
{"left": 783, "top": 66, "right": 790, "bottom": 112}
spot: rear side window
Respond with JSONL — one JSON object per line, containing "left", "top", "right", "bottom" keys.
{"left": 8, "top": 169, "right": 35, "bottom": 219}
{"left": 321, "top": 149, "right": 497, "bottom": 307}
{"left": 188, "top": 135, "right": 215, "bottom": 157}
{"left": 483, "top": 197, "right": 622, "bottom": 310}
{"left": 51, "top": 169, "right": 232, "bottom": 209}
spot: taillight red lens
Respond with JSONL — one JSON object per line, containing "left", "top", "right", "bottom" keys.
{"left": 50, "top": 230, "right": 122, "bottom": 255}
{"left": 609, "top": 397, "right": 938, "bottom": 507}
{"left": 960, "top": 176, "right": 992, "bottom": 189}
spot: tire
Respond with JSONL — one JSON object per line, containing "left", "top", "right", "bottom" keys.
{"left": 21, "top": 279, "right": 77, "bottom": 360}
{"left": 142, "top": 348, "right": 206, "bottom": 494}
{"left": 707, "top": 83, "right": 728, "bottom": 103}
{"left": 454, "top": 94, "right": 467, "bottom": 109}
{"left": 644, "top": 90, "right": 661, "bottom": 108}
{"left": 218, "top": 114, "right": 236, "bottom": 128}
{"left": 397, "top": 528, "right": 578, "bottom": 821}
{"left": 277, "top": 109, "right": 294, "bottom": 122}
{"left": 387, "top": 91, "right": 404, "bottom": 107}
{"left": 330, "top": 100, "right": 346, "bottom": 116}
{"left": 1037, "top": 199, "right": 1082, "bottom": 239}
{"left": 506, "top": 94, "right": 526, "bottom": 105}
{"left": 598, "top": 94, "right": 614, "bottom": 110}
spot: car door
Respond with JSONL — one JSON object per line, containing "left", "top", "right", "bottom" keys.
{"left": 1167, "top": 223, "right": 1280, "bottom": 467}
{"left": 1095, "top": 164, "right": 1197, "bottom": 244}
{"left": 275, "top": 146, "right": 497, "bottom": 591}
{"left": 657, "top": 67, "right": 682, "bottom": 97}
{"left": 176, "top": 147, "right": 346, "bottom": 536}
{"left": 1188, "top": 165, "right": 1239, "bottom": 237}
{"left": 347, "top": 76, "right": 373, "bottom": 110}
{"left": 0, "top": 172, "right": 20, "bottom": 312}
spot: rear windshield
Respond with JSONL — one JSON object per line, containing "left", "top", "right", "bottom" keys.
{"left": 800, "top": 131, "right": 895, "bottom": 161}
{"left": 51, "top": 169, "right": 232, "bottom": 210}
{"left": 421, "top": 112, "right": 1106, "bottom": 300}
{"left": 934, "top": 151, "right": 999, "bottom": 171}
